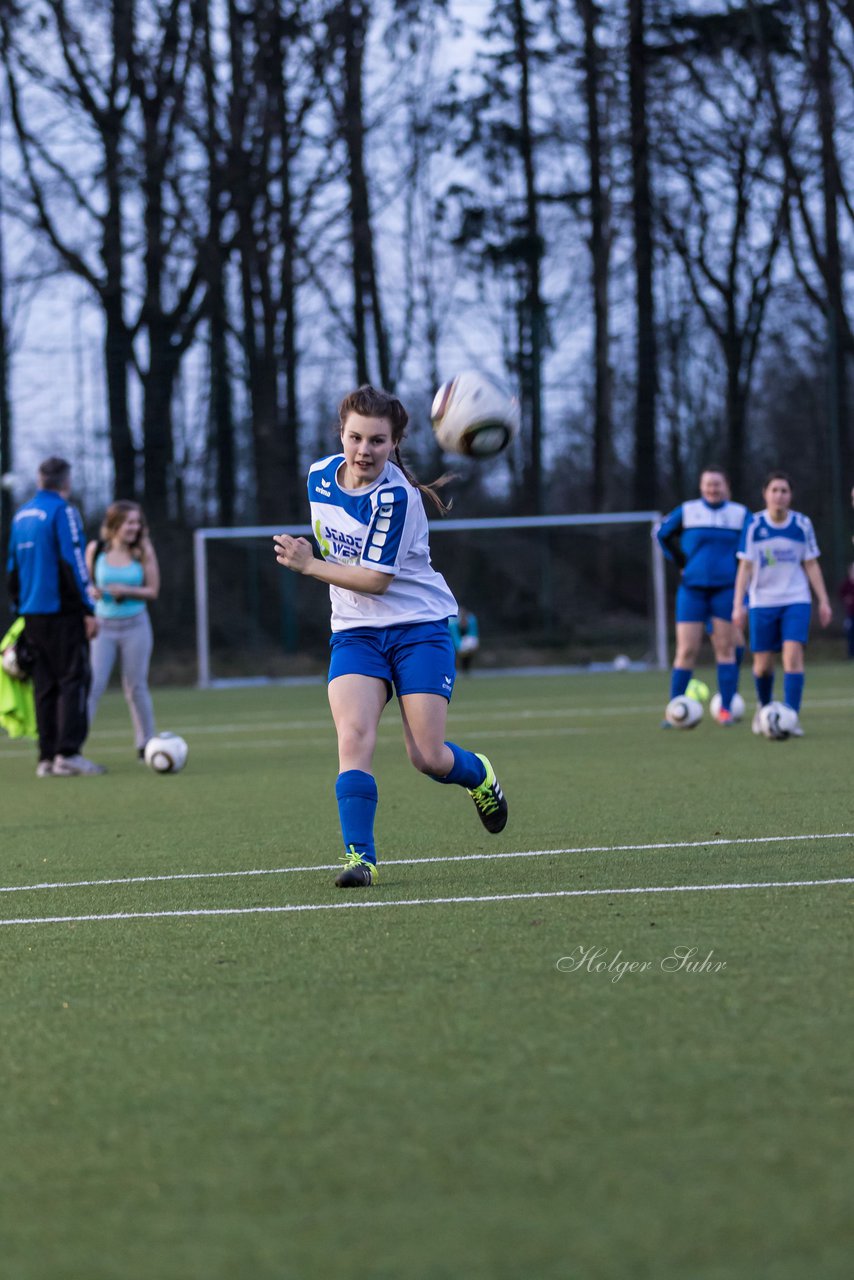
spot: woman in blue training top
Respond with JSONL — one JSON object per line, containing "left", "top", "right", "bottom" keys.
{"left": 273, "top": 384, "right": 507, "bottom": 889}
{"left": 86, "top": 501, "right": 160, "bottom": 759}
{"left": 733, "top": 471, "right": 832, "bottom": 735}
{"left": 656, "top": 466, "right": 748, "bottom": 725}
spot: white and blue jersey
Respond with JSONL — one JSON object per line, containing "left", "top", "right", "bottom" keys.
{"left": 738, "top": 511, "right": 819, "bottom": 607}
{"left": 657, "top": 498, "right": 748, "bottom": 589}
{"left": 308, "top": 455, "right": 457, "bottom": 631}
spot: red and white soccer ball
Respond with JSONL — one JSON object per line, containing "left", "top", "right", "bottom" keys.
{"left": 431, "top": 371, "right": 520, "bottom": 458}
{"left": 144, "top": 732, "right": 189, "bottom": 774}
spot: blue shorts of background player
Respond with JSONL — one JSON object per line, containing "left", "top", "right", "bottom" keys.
{"left": 329, "top": 620, "right": 456, "bottom": 701}
{"left": 676, "top": 584, "right": 734, "bottom": 625}
{"left": 749, "top": 603, "right": 811, "bottom": 653}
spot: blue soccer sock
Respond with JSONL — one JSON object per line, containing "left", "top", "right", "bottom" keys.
{"left": 735, "top": 645, "right": 745, "bottom": 670}
{"left": 754, "top": 673, "right": 774, "bottom": 706}
{"left": 670, "top": 668, "right": 692, "bottom": 699}
{"left": 783, "top": 672, "right": 804, "bottom": 713}
{"left": 716, "top": 662, "right": 738, "bottom": 712}
{"left": 429, "top": 742, "right": 486, "bottom": 789}
{"left": 335, "top": 770, "right": 378, "bottom": 866}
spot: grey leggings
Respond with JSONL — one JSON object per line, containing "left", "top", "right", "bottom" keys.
{"left": 88, "top": 611, "right": 156, "bottom": 749}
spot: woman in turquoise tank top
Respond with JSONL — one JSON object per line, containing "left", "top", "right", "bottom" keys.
{"left": 86, "top": 501, "right": 161, "bottom": 759}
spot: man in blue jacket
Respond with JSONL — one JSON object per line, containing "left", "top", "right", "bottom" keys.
{"left": 6, "top": 457, "right": 105, "bottom": 776}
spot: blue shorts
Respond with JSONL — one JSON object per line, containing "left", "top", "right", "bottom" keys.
{"left": 328, "top": 620, "right": 456, "bottom": 701}
{"left": 749, "top": 603, "right": 811, "bottom": 652}
{"left": 676, "top": 584, "right": 734, "bottom": 625}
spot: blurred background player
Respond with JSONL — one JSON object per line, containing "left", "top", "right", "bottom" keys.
{"left": 5, "top": 456, "right": 104, "bottom": 776}
{"left": 656, "top": 466, "right": 748, "bottom": 726}
{"left": 449, "top": 606, "right": 480, "bottom": 673}
{"left": 273, "top": 385, "right": 507, "bottom": 889}
{"left": 839, "top": 562, "right": 854, "bottom": 659}
{"left": 733, "top": 471, "right": 832, "bottom": 735}
{"left": 86, "top": 500, "right": 161, "bottom": 760}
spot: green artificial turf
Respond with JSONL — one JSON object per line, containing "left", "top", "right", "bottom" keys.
{"left": 0, "top": 667, "right": 852, "bottom": 1279}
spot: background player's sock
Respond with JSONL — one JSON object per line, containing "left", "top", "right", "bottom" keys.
{"left": 335, "top": 770, "right": 378, "bottom": 865}
{"left": 783, "top": 672, "right": 804, "bottom": 713}
{"left": 429, "top": 742, "right": 486, "bottom": 789}
{"left": 670, "top": 668, "right": 692, "bottom": 699}
{"left": 754, "top": 673, "right": 774, "bottom": 706}
{"left": 716, "top": 662, "right": 738, "bottom": 712}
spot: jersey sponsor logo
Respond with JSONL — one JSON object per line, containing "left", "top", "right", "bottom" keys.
{"left": 316, "top": 521, "right": 361, "bottom": 559}
{"left": 13, "top": 507, "right": 47, "bottom": 522}
{"left": 759, "top": 547, "right": 798, "bottom": 568}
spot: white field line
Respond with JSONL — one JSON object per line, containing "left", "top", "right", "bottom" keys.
{"left": 2, "top": 831, "right": 852, "bottom": 897}
{"left": 1, "top": 876, "right": 852, "bottom": 928}
{"left": 0, "top": 723, "right": 592, "bottom": 761}
{"left": 2, "top": 696, "right": 853, "bottom": 759}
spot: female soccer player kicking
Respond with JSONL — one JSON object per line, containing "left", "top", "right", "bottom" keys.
{"left": 733, "top": 471, "right": 832, "bottom": 735}
{"left": 273, "top": 385, "right": 507, "bottom": 888}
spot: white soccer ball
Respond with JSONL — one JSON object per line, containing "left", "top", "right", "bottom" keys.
{"left": 144, "top": 732, "right": 189, "bottom": 773}
{"left": 665, "top": 695, "right": 703, "bottom": 729}
{"left": 1, "top": 645, "right": 26, "bottom": 680}
{"left": 758, "top": 701, "right": 799, "bottom": 741}
{"left": 431, "top": 370, "right": 520, "bottom": 458}
{"left": 710, "top": 691, "right": 746, "bottom": 722}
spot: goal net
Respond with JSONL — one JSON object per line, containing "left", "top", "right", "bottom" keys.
{"left": 194, "top": 513, "right": 667, "bottom": 687}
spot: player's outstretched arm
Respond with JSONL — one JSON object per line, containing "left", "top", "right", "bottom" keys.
{"left": 732, "top": 559, "right": 752, "bottom": 628}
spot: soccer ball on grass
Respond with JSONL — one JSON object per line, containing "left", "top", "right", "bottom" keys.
{"left": 710, "top": 691, "right": 746, "bottom": 723}
{"left": 144, "top": 732, "right": 189, "bottom": 773}
{"left": 758, "top": 702, "right": 799, "bottom": 741}
{"left": 431, "top": 371, "right": 520, "bottom": 458}
{"left": 664, "top": 696, "right": 703, "bottom": 729}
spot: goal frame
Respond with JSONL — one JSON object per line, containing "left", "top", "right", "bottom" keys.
{"left": 193, "top": 512, "right": 668, "bottom": 688}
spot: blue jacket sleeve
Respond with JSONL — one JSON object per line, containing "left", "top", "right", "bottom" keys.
{"left": 55, "top": 503, "right": 96, "bottom": 613}
{"left": 656, "top": 506, "right": 686, "bottom": 569}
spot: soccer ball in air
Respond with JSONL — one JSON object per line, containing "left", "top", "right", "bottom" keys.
{"left": 431, "top": 371, "right": 520, "bottom": 458}
{"left": 144, "top": 732, "right": 189, "bottom": 773}
{"left": 665, "top": 696, "right": 703, "bottom": 729}
{"left": 758, "top": 702, "right": 799, "bottom": 741}
{"left": 710, "top": 691, "right": 746, "bottom": 723}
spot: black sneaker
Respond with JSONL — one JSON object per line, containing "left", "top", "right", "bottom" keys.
{"left": 467, "top": 754, "right": 508, "bottom": 834}
{"left": 334, "top": 849, "right": 378, "bottom": 888}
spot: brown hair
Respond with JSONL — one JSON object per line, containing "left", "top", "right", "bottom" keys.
{"left": 763, "top": 470, "right": 792, "bottom": 493}
{"left": 99, "top": 500, "right": 149, "bottom": 561}
{"left": 338, "top": 385, "right": 452, "bottom": 514}
{"left": 38, "top": 456, "right": 71, "bottom": 491}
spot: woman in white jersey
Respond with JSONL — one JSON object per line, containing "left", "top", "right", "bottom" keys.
{"left": 273, "top": 385, "right": 507, "bottom": 888}
{"left": 733, "top": 472, "right": 831, "bottom": 734}
{"left": 86, "top": 501, "right": 160, "bottom": 759}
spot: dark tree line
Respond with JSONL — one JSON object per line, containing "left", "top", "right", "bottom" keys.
{"left": 0, "top": 0, "right": 852, "bottom": 579}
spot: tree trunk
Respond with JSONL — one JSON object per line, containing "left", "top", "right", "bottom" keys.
{"left": 815, "top": 0, "right": 849, "bottom": 583}
{"left": 200, "top": 0, "right": 235, "bottom": 526}
{"left": 629, "top": 0, "right": 657, "bottom": 510}
{"left": 512, "top": 0, "right": 545, "bottom": 515}
{"left": 338, "top": 1, "right": 390, "bottom": 388}
{"left": 578, "top": 0, "right": 613, "bottom": 511}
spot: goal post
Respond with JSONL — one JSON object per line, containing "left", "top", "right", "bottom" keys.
{"left": 194, "top": 512, "right": 668, "bottom": 688}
